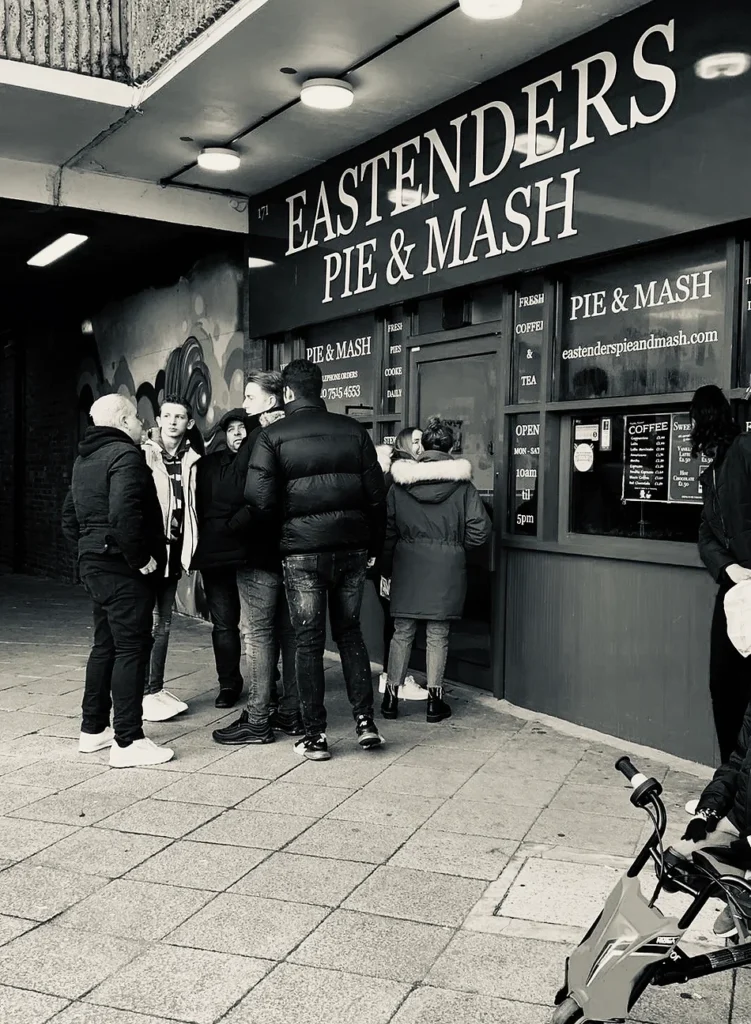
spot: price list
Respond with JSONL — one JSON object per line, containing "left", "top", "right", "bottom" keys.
{"left": 622, "top": 413, "right": 709, "bottom": 504}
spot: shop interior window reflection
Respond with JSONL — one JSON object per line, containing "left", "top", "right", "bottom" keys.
{"left": 569, "top": 411, "right": 705, "bottom": 542}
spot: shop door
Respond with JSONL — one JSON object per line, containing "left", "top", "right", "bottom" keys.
{"left": 408, "top": 337, "right": 499, "bottom": 691}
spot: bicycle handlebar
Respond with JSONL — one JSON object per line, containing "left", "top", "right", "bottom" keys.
{"left": 615, "top": 756, "right": 647, "bottom": 788}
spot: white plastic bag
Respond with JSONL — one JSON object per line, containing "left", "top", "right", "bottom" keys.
{"left": 724, "top": 578, "right": 751, "bottom": 657}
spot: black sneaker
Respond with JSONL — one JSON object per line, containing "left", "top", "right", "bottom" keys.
{"left": 212, "top": 710, "right": 275, "bottom": 745}
{"left": 215, "top": 686, "right": 242, "bottom": 709}
{"left": 294, "top": 733, "right": 331, "bottom": 761}
{"left": 356, "top": 715, "right": 384, "bottom": 749}
{"left": 270, "top": 710, "right": 305, "bottom": 736}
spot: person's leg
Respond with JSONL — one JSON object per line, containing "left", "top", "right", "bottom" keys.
{"left": 425, "top": 620, "right": 452, "bottom": 723}
{"left": 145, "top": 577, "right": 178, "bottom": 695}
{"left": 104, "top": 575, "right": 155, "bottom": 745}
{"left": 710, "top": 589, "right": 751, "bottom": 762}
{"left": 240, "top": 568, "right": 279, "bottom": 731}
{"left": 283, "top": 554, "right": 328, "bottom": 738}
{"left": 274, "top": 589, "right": 304, "bottom": 729}
{"left": 80, "top": 575, "right": 116, "bottom": 737}
{"left": 385, "top": 618, "right": 418, "bottom": 690}
{"left": 201, "top": 568, "right": 243, "bottom": 697}
{"left": 328, "top": 550, "right": 374, "bottom": 722}
{"left": 376, "top": 587, "right": 393, "bottom": 672}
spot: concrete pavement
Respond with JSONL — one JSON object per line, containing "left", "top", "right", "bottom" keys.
{"left": 0, "top": 574, "right": 747, "bottom": 1024}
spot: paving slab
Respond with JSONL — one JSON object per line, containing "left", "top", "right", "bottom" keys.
{"left": 237, "top": 781, "right": 353, "bottom": 817}
{"left": 455, "top": 770, "right": 562, "bottom": 807}
{"left": 231, "top": 851, "right": 373, "bottom": 906}
{"left": 152, "top": 772, "right": 267, "bottom": 807}
{"left": 424, "top": 796, "right": 541, "bottom": 841}
{"left": 524, "top": 806, "right": 644, "bottom": 857}
{"left": 390, "top": 986, "right": 550, "bottom": 1024}
{"left": 0, "top": 863, "right": 107, "bottom": 921}
{"left": 189, "top": 808, "right": 316, "bottom": 849}
{"left": 166, "top": 891, "right": 328, "bottom": 958}
{"left": 55, "top": 877, "right": 215, "bottom": 941}
{"left": 0, "top": 914, "right": 37, "bottom": 946}
{"left": 94, "top": 798, "right": 223, "bottom": 838}
{"left": 327, "top": 787, "right": 442, "bottom": 830}
{"left": 390, "top": 827, "right": 517, "bottom": 880}
{"left": 223, "top": 962, "right": 409, "bottom": 1024}
{"left": 0, "top": 923, "right": 143, "bottom": 999}
{"left": 46, "top": 1005, "right": 171, "bottom": 1024}
{"left": 86, "top": 944, "right": 270, "bottom": 1023}
{"left": 127, "top": 839, "right": 268, "bottom": 891}
{"left": 628, "top": 968, "right": 733, "bottom": 1023}
{"left": 498, "top": 858, "right": 623, "bottom": 927}
{"left": 29, "top": 827, "right": 171, "bottom": 878}
{"left": 343, "top": 864, "right": 487, "bottom": 926}
{"left": 0, "top": 985, "right": 68, "bottom": 1024}
{"left": 0, "top": 817, "right": 77, "bottom": 861}
{"left": 289, "top": 908, "right": 453, "bottom": 982}
{"left": 364, "top": 763, "right": 474, "bottom": 800}
{"left": 197, "top": 742, "right": 301, "bottom": 780}
{"left": 286, "top": 818, "right": 414, "bottom": 864}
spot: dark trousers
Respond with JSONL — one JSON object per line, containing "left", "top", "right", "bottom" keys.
{"left": 375, "top": 585, "right": 394, "bottom": 671}
{"left": 80, "top": 570, "right": 154, "bottom": 744}
{"left": 283, "top": 549, "right": 374, "bottom": 736}
{"left": 201, "top": 568, "right": 243, "bottom": 692}
{"left": 710, "top": 587, "right": 751, "bottom": 762}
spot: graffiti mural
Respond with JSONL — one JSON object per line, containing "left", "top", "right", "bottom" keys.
{"left": 74, "top": 250, "right": 246, "bottom": 618}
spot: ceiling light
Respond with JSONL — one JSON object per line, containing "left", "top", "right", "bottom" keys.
{"left": 248, "top": 256, "right": 274, "bottom": 268}
{"left": 27, "top": 233, "right": 88, "bottom": 267}
{"left": 300, "top": 78, "right": 354, "bottom": 110}
{"left": 459, "top": 0, "right": 523, "bottom": 19}
{"left": 513, "top": 132, "right": 558, "bottom": 157}
{"left": 388, "top": 188, "right": 422, "bottom": 208}
{"left": 694, "top": 52, "right": 751, "bottom": 80}
{"left": 81, "top": 319, "right": 94, "bottom": 334}
{"left": 197, "top": 147, "right": 241, "bottom": 171}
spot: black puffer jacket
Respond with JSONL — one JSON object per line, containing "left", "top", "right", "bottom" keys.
{"left": 61, "top": 426, "right": 165, "bottom": 576}
{"left": 191, "top": 447, "right": 251, "bottom": 571}
{"left": 226, "top": 414, "right": 286, "bottom": 574}
{"left": 381, "top": 451, "right": 491, "bottom": 619}
{"left": 245, "top": 397, "right": 386, "bottom": 557}
{"left": 698, "top": 700, "right": 751, "bottom": 834}
{"left": 698, "top": 434, "right": 751, "bottom": 584}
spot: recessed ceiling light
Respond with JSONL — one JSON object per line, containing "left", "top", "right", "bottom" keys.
{"left": 81, "top": 319, "right": 94, "bottom": 334}
{"left": 197, "top": 147, "right": 241, "bottom": 171}
{"left": 388, "top": 188, "right": 422, "bottom": 208}
{"left": 280, "top": 67, "right": 297, "bottom": 75}
{"left": 459, "top": 0, "right": 523, "bottom": 19}
{"left": 300, "top": 78, "right": 354, "bottom": 110}
{"left": 248, "top": 256, "right": 274, "bottom": 268}
{"left": 27, "top": 233, "right": 88, "bottom": 267}
{"left": 513, "top": 132, "right": 558, "bottom": 157}
{"left": 694, "top": 52, "right": 751, "bottom": 80}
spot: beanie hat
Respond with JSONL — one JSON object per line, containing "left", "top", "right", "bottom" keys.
{"left": 218, "top": 408, "right": 251, "bottom": 433}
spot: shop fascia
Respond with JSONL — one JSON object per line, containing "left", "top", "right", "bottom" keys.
{"left": 285, "top": 20, "right": 677, "bottom": 300}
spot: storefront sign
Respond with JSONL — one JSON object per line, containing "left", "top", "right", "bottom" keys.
{"left": 622, "top": 412, "right": 708, "bottom": 504}
{"left": 513, "top": 279, "right": 547, "bottom": 403}
{"left": 248, "top": 1, "right": 751, "bottom": 336}
{"left": 383, "top": 310, "right": 404, "bottom": 416}
{"left": 306, "top": 314, "right": 375, "bottom": 417}
{"left": 510, "top": 414, "right": 539, "bottom": 535}
{"left": 559, "top": 240, "right": 728, "bottom": 399}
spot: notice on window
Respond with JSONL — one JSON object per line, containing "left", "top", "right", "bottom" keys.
{"left": 510, "top": 414, "right": 540, "bottom": 535}
{"left": 622, "top": 413, "right": 708, "bottom": 505}
{"left": 513, "top": 278, "right": 547, "bottom": 404}
{"left": 306, "top": 314, "right": 374, "bottom": 418}
{"left": 383, "top": 307, "right": 404, "bottom": 416}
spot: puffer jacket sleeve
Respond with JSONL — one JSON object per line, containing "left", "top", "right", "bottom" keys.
{"left": 380, "top": 487, "right": 398, "bottom": 577}
{"left": 697, "top": 704, "right": 751, "bottom": 822}
{"left": 61, "top": 488, "right": 80, "bottom": 547}
{"left": 722, "top": 440, "right": 751, "bottom": 568}
{"left": 463, "top": 484, "right": 492, "bottom": 550}
{"left": 108, "top": 449, "right": 157, "bottom": 570}
{"left": 245, "top": 429, "right": 279, "bottom": 515}
{"left": 361, "top": 431, "right": 387, "bottom": 557}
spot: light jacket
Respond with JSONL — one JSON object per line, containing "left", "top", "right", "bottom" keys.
{"left": 142, "top": 438, "right": 201, "bottom": 575}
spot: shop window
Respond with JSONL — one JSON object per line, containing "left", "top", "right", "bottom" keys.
{"left": 557, "top": 240, "right": 729, "bottom": 401}
{"left": 267, "top": 333, "right": 300, "bottom": 372}
{"left": 509, "top": 413, "right": 540, "bottom": 536}
{"left": 306, "top": 314, "right": 375, "bottom": 420}
{"left": 471, "top": 283, "right": 503, "bottom": 325}
{"left": 512, "top": 277, "right": 549, "bottom": 404}
{"left": 569, "top": 410, "right": 708, "bottom": 542}
{"left": 378, "top": 422, "right": 401, "bottom": 446}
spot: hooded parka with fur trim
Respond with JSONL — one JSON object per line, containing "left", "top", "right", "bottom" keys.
{"left": 381, "top": 451, "right": 491, "bottom": 620}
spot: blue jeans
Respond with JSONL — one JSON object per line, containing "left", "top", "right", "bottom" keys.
{"left": 283, "top": 549, "right": 373, "bottom": 736}
{"left": 201, "top": 568, "right": 243, "bottom": 692}
{"left": 387, "top": 618, "right": 451, "bottom": 690}
{"left": 237, "top": 568, "right": 298, "bottom": 727}
{"left": 145, "top": 576, "right": 178, "bottom": 695}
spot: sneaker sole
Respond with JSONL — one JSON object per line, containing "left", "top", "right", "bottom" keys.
{"left": 294, "top": 745, "right": 331, "bottom": 761}
{"left": 109, "top": 754, "right": 174, "bottom": 768}
{"left": 142, "top": 711, "right": 187, "bottom": 722}
{"left": 427, "top": 712, "right": 452, "bottom": 723}
{"left": 380, "top": 709, "right": 398, "bottom": 720}
{"left": 358, "top": 734, "right": 384, "bottom": 748}
{"left": 79, "top": 739, "right": 114, "bottom": 753}
{"left": 212, "top": 733, "right": 275, "bottom": 746}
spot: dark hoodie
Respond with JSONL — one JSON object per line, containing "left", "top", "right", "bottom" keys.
{"left": 61, "top": 426, "right": 166, "bottom": 577}
{"left": 381, "top": 451, "right": 491, "bottom": 620}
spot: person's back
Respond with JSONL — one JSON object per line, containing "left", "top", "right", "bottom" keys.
{"left": 245, "top": 359, "right": 386, "bottom": 762}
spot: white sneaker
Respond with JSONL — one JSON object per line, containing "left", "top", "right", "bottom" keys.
{"left": 142, "top": 690, "right": 188, "bottom": 722}
{"left": 109, "top": 737, "right": 174, "bottom": 768}
{"left": 685, "top": 799, "right": 699, "bottom": 816}
{"left": 401, "top": 676, "right": 428, "bottom": 701}
{"left": 378, "top": 672, "right": 388, "bottom": 694}
{"left": 79, "top": 727, "right": 114, "bottom": 753}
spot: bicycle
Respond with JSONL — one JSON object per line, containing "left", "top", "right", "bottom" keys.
{"left": 551, "top": 755, "right": 751, "bottom": 1023}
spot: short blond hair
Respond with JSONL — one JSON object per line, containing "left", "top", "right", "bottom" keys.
{"left": 90, "top": 394, "right": 135, "bottom": 427}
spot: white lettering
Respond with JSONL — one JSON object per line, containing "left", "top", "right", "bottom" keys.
{"left": 571, "top": 50, "right": 627, "bottom": 150}
{"left": 533, "top": 169, "right": 579, "bottom": 245}
{"left": 631, "top": 21, "right": 676, "bottom": 127}
{"left": 360, "top": 152, "right": 391, "bottom": 226}
{"left": 463, "top": 198, "right": 503, "bottom": 265}
{"left": 391, "top": 137, "right": 422, "bottom": 215}
{"left": 336, "top": 167, "right": 359, "bottom": 236}
{"left": 520, "top": 72, "right": 566, "bottom": 168}
{"left": 423, "top": 115, "right": 468, "bottom": 202}
{"left": 286, "top": 190, "right": 308, "bottom": 254}
{"left": 424, "top": 207, "right": 466, "bottom": 275}
{"left": 469, "top": 100, "right": 516, "bottom": 185}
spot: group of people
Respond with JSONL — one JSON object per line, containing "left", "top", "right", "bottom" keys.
{"left": 62, "top": 358, "right": 491, "bottom": 769}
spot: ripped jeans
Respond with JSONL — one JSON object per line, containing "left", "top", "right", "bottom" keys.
{"left": 283, "top": 549, "right": 374, "bottom": 737}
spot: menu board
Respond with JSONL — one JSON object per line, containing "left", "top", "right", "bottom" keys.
{"left": 510, "top": 414, "right": 539, "bottom": 535}
{"left": 513, "top": 278, "right": 547, "bottom": 404}
{"left": 382, "top": 306, "right": 404, "bottom": 416}
{"left": 306, "top": 314, "right": 374, "bottom": 418}
{"left": 622, "top": 413, "right": 708, "bottom": 505}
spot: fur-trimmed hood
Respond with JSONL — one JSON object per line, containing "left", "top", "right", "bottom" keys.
{"left": 391, "top": 453, "right": 472, "bottom": 503}
{"left": 260, "top": 409, "right": 285, "bottom": 428}
{"left": 375, "top": 444, "right": 393, "bottom": 475}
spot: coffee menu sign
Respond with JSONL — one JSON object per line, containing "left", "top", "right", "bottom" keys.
{"left": 622, "top": 412, "right": 709, "bottom": 504}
